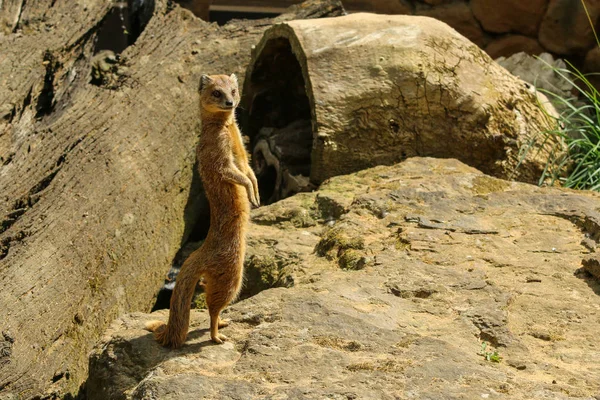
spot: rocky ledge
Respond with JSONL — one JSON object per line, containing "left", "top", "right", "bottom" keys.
{"left": 87, "top": 158, "right": 600, "bottom": 400}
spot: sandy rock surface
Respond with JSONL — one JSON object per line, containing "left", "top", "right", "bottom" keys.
{"left": 88, "top": 158, "right": 600, "bottom": 400}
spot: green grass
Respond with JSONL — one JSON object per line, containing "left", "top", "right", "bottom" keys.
{"left": 534, "top": 63, "right": 600, "bottom": 191}
{"left": 518, "top": 0, "right": 600, "bottom": 191}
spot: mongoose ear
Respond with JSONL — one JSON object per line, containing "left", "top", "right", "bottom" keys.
{"left": 230, "top": 73, "right": 238, "bottom": 85}
{"left": 199, "top": 74, "right": 212, "bottom": 92}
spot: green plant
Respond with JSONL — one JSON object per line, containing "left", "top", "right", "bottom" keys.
{"left": 535, "top": 64, "right": 600, "bottom": 191}
{"left": 479, "top": 341, "right": 502, "bottom": 363}
{"left": 517, "top": 0, "right": 600, "bottom": 191}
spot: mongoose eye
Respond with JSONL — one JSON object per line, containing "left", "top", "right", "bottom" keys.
{"left": 212, "top": 90, "right": 221, "bottom": 98}
{"left": 231, "top": 89, "right": 237, "bottom": 95}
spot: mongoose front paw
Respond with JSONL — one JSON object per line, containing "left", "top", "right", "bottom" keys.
{"left": 248, "top": 192, "right": 260, "bottom": 208}
{"left": 254, "top": 192, "right": 261, "bottom": 207}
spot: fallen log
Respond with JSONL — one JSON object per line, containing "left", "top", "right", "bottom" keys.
{"left": 241, "top": 13, "right": 563, "bottom": 186}
{"left": 0, "top": 0, "right": 344, "bottom": 398}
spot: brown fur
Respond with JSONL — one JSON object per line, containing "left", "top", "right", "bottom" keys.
{"left": 146, "top": 74, "right": 259, "bottom": 348}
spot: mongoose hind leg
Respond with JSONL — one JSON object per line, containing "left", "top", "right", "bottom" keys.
{"left": 210, "top": 312, "right": 229, "bottom": 344}
{"left": 205, "top": 284, "right": 235, "bottom": 344}
{"left": 218, "top": 317, "right": 230, "bottom": 328}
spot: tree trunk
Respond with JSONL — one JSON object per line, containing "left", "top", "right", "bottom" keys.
{"left": 0, "top": 0, "right": 344, "bottom": 398}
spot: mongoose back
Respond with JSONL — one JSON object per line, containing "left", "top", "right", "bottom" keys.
{"left": 146, "top": 73, "right": 260, "bottom": 348}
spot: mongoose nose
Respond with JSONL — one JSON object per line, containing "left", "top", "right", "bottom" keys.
{"left": 225, "top": 100, "right": 233, "bottom": 107}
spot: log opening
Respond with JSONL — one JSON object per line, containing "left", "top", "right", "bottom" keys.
{"left": 94, "top": 0, "right": 156, "bottom": 55}
{"left": 242, "top": 37, "right": 315, "bottom": 205}
{"left": 91, "top": 0, "right": 155, "bottom": 87}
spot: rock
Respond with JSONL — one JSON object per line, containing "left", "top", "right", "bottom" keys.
{"left": 584, "top": 46, "right": 600, "bottom": 72}
{"left": 242, "top": 13, "right": 563, "bottom": 188}
{"left": 496, "top": 53, "right": 584, "bottom": 122}
{"left": 0, "top": 1, "right": 22, "bottom": 34}
{"left": 495, "top": 52, "right": 572, "bottom": 97}
{"left": 472, "top": 0, "right": 548, "bottom": 36}
{"left": 583, "top": 255, "right": 600, "bottom": 280}
{"left": 486, "top": 35, "right": 545, "bottom": 59}
{"left": 342, "top": 0, "right": 413, "bottom": 14}
{"left": 88, "top": 158, "right": 600, "bottom": 400}
{"left": 417, "top": 2, "right": 486, "bottom": 47}
{"left": 584, "top": 47, "right": 600, "bottom": 90}
{"left": 539, "top": 0, "right": 600, "bottom": 55}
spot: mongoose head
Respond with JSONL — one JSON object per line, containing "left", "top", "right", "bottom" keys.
{"left": 199, "top": 74, "right": 240, "bottom": 113}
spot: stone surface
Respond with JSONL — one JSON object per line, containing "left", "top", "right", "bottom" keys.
{"left": 0, "top": 0, "right": 23, "bottom": 34}
{"left": 496, "top": 52, "right": 572, "bottom": 97}
{"left": 585, "top": 46, "right": 600, "bottom": 72}
{"left": 539, "top": 0, "right": 600, "bottom": 55}
{"left": 177, "top": 0, "right": 213, "bottom": 20}
{"left": 496, "top": 52, "right": 573, "bottom": 118}
{"left": 584, "top": 46, "right": 600, "bottom": 89}
{"left": 417, "top": 2, "right": 486, "bottom": 47}
{"left": 472, "top": 0, "right": 548, "bottom": 36}
{"left": 88, "top": 158, "right": 600, "bottom": 400}
{"left": 486, "top": 35, "right": 545, "bottom": 59}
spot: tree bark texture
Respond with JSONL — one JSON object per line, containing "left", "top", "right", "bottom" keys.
{"left": 0, "top": 0, "right": 344, "bottom": 398}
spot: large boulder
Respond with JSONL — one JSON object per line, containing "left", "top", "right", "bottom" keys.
{"left": 416, "top": 2, "right": 486, "bottom": 47}
{"left": 87, "top": 158, "right": 600, "bottom": 400}
{"left": 495, "top": 52, "right": 573, "bottom": 98}
{"left": 539, "top": 0, "right": 600, "bottom": 55}
{"left": 471, "top": 0, "right": 548, "bottom": 36}
{"left": 241, "top": 13, "right": 562, "bottom": 196}
{"left": 486, "top": 35, "right": 545, "bottom": 59}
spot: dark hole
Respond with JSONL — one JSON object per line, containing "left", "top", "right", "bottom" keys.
{"left": 94, "top": 0, "right": 155, "bottom": 55}
{"left": 52, "top": 371, "right": 65, "bottom": 383}
{"left": 257, "top": 164, "right": 277, "bottom": 205}
{"left": 151, "top": 287, "right": 172, "bottom": 311}
{"left": 245, "top": 38, "right": 311, "bottom": 134}
{"left": 91, "top": 1, "right": 154, "bottom": 88}
{"left": 209, "top": 10, "right": 279, "bottom": 25}
{"left": 34, "top": 51, "right": 59, "bottom": 118}
{"left": 389, "top": 119, "right": 400, "bottom": 134}
{"left": 242, "top": 38, "right": 314, "bottom": 204}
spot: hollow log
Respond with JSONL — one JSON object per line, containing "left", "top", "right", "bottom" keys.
{"left": 241, "top": 13, "right": 562, "bottom": 186}
{"left": 0, "top": 0, "right": 344, "bottom": 398}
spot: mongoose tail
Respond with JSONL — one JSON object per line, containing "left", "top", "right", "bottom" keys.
{"left": 145, "top": 320, "right": 166, "bottom": 334}
{"left": 152, "top": 250, "right": 208, "bottom": 348}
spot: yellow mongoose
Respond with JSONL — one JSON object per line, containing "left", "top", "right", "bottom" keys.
{"left": 146, "top": 73, "right": 260, "bottom": 348}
